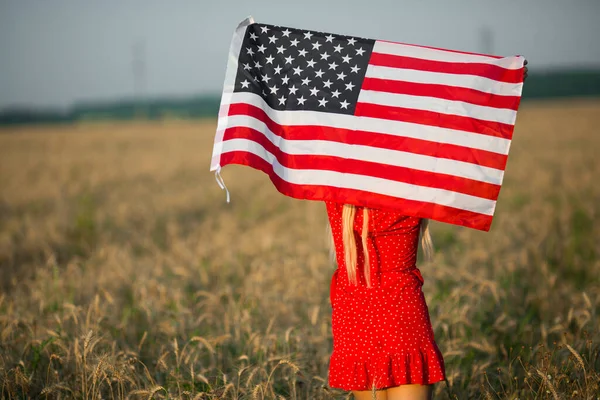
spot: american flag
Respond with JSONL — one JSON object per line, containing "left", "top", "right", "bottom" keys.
{"left": 210, "top": 17, "right": 526, "bottom": 231}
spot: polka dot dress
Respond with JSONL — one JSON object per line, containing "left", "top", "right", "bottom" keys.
{"left": 325, "top": 201, "right": 446, "bottom": 391}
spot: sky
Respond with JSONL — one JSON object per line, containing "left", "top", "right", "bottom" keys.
{"left": 1, "top": 0, "right": 599, "bottom": 110}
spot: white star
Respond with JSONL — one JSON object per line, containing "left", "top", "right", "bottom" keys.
{"left": 278, "top": 95, "right": 287, "bottom": 105}
{"left": 310, "top": 87, "right": 319, "bottom": 96}
{"left": 312, "top": 42, "right": 322, "bottom": 50}
{"left": 273, "top": 65, "right": 283, "bottom": 74}
{"left": 323, "top": 80, "right": 333, "bottom": 88}
{"left": 290, "top": 38, "right": 299, "bottom": 46}
{"left": 301, "top": 77, "right": 311, "bottom": 86}
{"left": 262, "top": 75, "right": 271, "bottom": 83}
{"left": 249, "top": 32, "right": 258, "bottom": 40}
{"left": 260, "top": 26, "right": 269, "bottom": 34}
{"left": 340, "top": 100, "right": 350, "bottom": 109}
{"left": 347, "top": 38, "right": 357, "bottom": 46}
{"left": 333, "top": 44, "right": 343, "bottom": 53}
{"left": 254, "top": 61, "right": 262, "bottom": 69}
{"left": 257, "top": 44, "right": 266, "bottom": 53}
{"left": 320, "top": 52, "right": 330, "bottom": 61}
{"left": 306, "top": 59, "right": 317, "bottom": 68}
{"left": 345, "top": 82, "right": 355, "bottom": 91}
{"left": 318, "top": 98, "right": 328, "bottom": 107}
{"left": 331, "top": 89, "right": 341, "bottom": 98}
{"left": 289, "top": 85, "right": 298, "bottom": 95}
{"left": 342, "top": 55, "right": 352, "bottom": 63}
{"left": 328, "top": 61, "right": 339, "bottom": 70}
{"left": 276, "top": 45, "right": 286, "bottom": 54}
{"left": 270, "top": 85, "right": 279, "bottom": 94}
{"left": 246, "top": 47, "right": 255, "bottom": 56}
{"left": 241, "top": 80, "right": 250, "bottom": 88}
{"left": 297, "top": 96, "right": 307, "bottom": 105}
{"left": 337, "top": 71, "right": 347, "bottom": 80}
{"left": 298, "top": 48, "right": 308, "bottom": 57}
{"left": 265, "top": 55, "right": 274, "bottom": 64}
{"left": 356, "top": 47, "right": 366, "bottom": 56}
{"left": 281, "top": 75, "right": 290, "bottom": 85}
{"left": 351, "top": 65, "right": 360, "bottom": 73}
{"left": 293, "top": 66, "right": 303, "bottom": 75}
{"left": 243, "top": 63, "right": 251, "bottom": 70}
{"left": 315, "top": 69, "right": 325, "bottom": 78}
{"left": 281, "top": 29, "right": 291, "bottom": 37}
{"left": 268, "top": 35, "right": 278, "bottom": 44}
{"left": 325, "top": 34, "right": 335, "bottom": 43}
{"left": 303, "top": 32, "right": 313, "bottom": 40}
{"left": 284, "top": 55, "right": 295, "bottom": 64}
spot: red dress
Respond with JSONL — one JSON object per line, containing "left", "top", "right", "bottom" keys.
{"left": 326, "top": 201, "right": 446, "bottom": 391}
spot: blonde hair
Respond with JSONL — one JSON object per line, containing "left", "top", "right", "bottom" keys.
{"left": 336, "top": 204, "right": 434, "bottom": 287}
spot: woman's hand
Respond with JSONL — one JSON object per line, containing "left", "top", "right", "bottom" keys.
{"left": 523, "top": 59, "right": 529, "bottom": 81}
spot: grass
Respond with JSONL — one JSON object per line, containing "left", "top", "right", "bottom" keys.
{"left": 0, "top": 99, "right": 599, "bottom": 399}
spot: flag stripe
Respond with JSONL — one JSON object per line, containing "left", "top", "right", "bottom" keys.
{"left": 223, "top": 127, "right": 502, "bottom": 200}
{"left": 355, "top": 102, "right": 515, "bottom": 140}
{"left": 225, "top": 92, "right": 512, "bottom": 154}
{"left": 358, "top": 90, "right": 517, "bottom": 124}
{"left": 228, "top": 102, "right": 509, "bottom": 170}
{"left": 361, "top": 78, "right": 521, "bottom": 111}
{"left": 369, "top": 52, "right": 523, "bottom": 83}
{"left": 365, "top": 64, "right": 523, "bottom": 97}
{"left": 373, "top": 40, "right": 522, "bottom": 69}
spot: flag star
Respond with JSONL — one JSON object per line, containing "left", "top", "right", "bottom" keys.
{"left": 312, "top": 42, "right": 322, "bottom": 50}
{"left": 241, "top": 80, "right": 250, "bottom": 88}
{"left": 257, "top": 44, "right": 267, "bottom": 53}
{"left": 303, "top": 32, "right": 313, "bottom": 40}
{"left": 314, "top": 69, "right": 325, "bottom": 78}
{"left": 298, "top": 48, "right": 308, "bottom": 57}
{"left": 306, "top": 59, "right": 317, "bottom": 68}
{"left": 254, "top": 60, "right": 262, "bottom": 69}
{"left": 325, "top": 34, "right": 335, "bottom": 43}
{"left": 351, "top": 65, "right": 360, "bottom": 73}
{"left": 243, "top": 63, "right": 251, "bottom": 70}
{"left": 274, "top": 65, "right": 283, "bottom": 74}
{"left": 284, "top": 55, "right": 295, "bottom": 64}
{"left": 333, "top": 44, "right": 343, "bottom": 53}
{"left": 297, "top": 96, "right": 307, "bottom": 105}
{"left": 289, "top": 85, "right": 298, "bottom": 95}
{"left": 262, "top": 75, "right": 271, "bottom": 83}
{"left": 340, "top": 100, "right": 350, "bottom": 109}
{"left": 290, "top": 38, "right": 299, "bottom": 46}
{"left": 260, "top": 26, "right": 269, "bottom": 34}
{"left": 282, "top": 29, "right": 291, "bottom": 37}
{"left": 345, "top": 82, "right": 355, "bottom": 91}
{"left": 268, "top": 35, "right": 278, "bottom": 44}
{"left": 281, "top": 75, "right": 290, "bottom": 85}
{"left": 328, "top": 61, "right": 339, "bottom": 70}
{"left": 318, "top": 98, "right": 328, "bottom": 107}
{"left": 276, "top": 45, "right": 286, "bottom": 54}
{"left": 337, "top": 71, "right": 347, "bottom": 80}
{"left": 301, "top": 77, "right": 311, "bottom": 85}
{"left": 278, "top": 95, "right": 286, "bottom": 105}
{"left": 342, "top": 55, "right": 352, "bottom": 63}
{"left": 249, "top": 32, "right": 258, "bottom": 40}
{"left": 270, "top": 85, "right": 279, "bottom": 94}
{"left": 265, "top": 55, "right": 275, "bottom": 64}
{"left": 310, "top": 87, "right": 319, "bottom": 96}
{"left": 331, "top": 89, "right": 341, "bottom": 98}
{"left": 293, "top": 66, "right": 303, "bottom": 75}
{"left": 356, "top": 47, "right": 366, "bottom": 56}
{"left": 347, "top": 37, "right": 357, "bottom": 45}
{"left": 320, "top": 52, "right": 330, "bottom": 60}
{"left": 323, "top": 80, "right": 333, "bottom": 88}
{"left": 246, "top": 47, "right": 255, "bottom": 56}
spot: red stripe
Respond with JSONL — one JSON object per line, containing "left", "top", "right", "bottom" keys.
{"left": 219, "top": 151, "right": 494, "bottom": 231}
{"left": 376, "top": 39, "right": 504, "bottom": 59}
{"left": 369, "top": 53, "right": 523, "bottom": 83}
{"left": 228, "top": 103, "right": 508, "bottom": 170}
{"left": 355, "top": 102, "right": 515, "bottom": 140}
{"left": 361, "top": 78, "right": 521, "bottom": 111}
{"left": 223, "top": 127, "right": 501, "bottom": 200}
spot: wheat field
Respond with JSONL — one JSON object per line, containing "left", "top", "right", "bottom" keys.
{"left": 0, "top": 99, "right": 599, "bottom": 399}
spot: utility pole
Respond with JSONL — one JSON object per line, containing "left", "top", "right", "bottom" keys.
{"left": 132, "top": 39, "right": 146, "bottom": 119}
{"left": 479, "top": 26, "right": 494, "bottom": 56}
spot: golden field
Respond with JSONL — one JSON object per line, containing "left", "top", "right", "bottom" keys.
{"left": 0, "top": 99, "right": 599, "bottom": 399}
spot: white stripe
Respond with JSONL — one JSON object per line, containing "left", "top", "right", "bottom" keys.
{"left": 374, "top": 41, "right": 525, "bottom": 70}
{"left": 358, "top": 90, "right": 517, "bottom": 125}
{"left": 366, "top": 64, "right": 523, "bottom": 97}
{"left": 221, "top": 92, "right": 511, "bottom": 155}
{"left": 226, "top": 114, "right": 504, "bottom": 184}
{"left": 220, "top": 139, "right": 496, "bottom": 215}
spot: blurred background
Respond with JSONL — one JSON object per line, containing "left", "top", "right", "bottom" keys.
{"left": 1, "top": 1, "right": 599, "bottom": 399}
